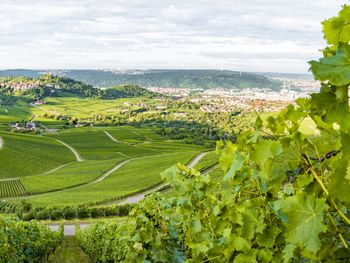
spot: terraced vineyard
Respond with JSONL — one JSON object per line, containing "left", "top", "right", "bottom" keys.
{"left": 0, "top": 132, "right": 75, "bottom": 179}
{"left": 0, "top": 179, "right": 28, "bottom": 197}
{"left": 20, "top": 159, "right": 124, "bottom": 193}
{"left": 0, "top": 126, "right": 207, "bottom": 210}
{"left": 23, "top": 151, "right": 198, "bottom": 207}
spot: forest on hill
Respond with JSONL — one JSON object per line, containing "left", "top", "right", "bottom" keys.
{"left": 0, "top": 69, "right": 282, "bottom": 90}
{"left": 0, "top": 74, "right": 156, "bottom": 101}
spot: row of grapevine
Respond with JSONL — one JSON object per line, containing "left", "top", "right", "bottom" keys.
{"left": 0, "top": 200, "right": 18, "bottom": 213}
{"left": 76, "top": 222, "right": 131, "bottom": 262}
{"left": 77, "top": 5, "right": 350, "bottom": 262}
{"left": 0, "top": 179, "right": 28, "bottom": 197}
{"left": 0, "top": 215, "right": 63, "bottom": 262}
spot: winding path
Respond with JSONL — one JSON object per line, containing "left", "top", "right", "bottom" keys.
{"left": 118, "top": 152, "right": 208, "bottom": 205}
{"left": 0, "top": 136, "right": 3, "bottom": 150}
{"left": 44, "top": 163, "right": 69, "bottom": 175}
{"left": 0, "top": 158, "right": 134, "bottom": 202}
{"left": 94, "top": 159, "right": 132, "bottom": 183}
{"left": 104, "top": 131, "right": 120, "bottom": 142}
{"left": 49, "top": 152, "right": 212, "bottom": 236}
{"left": 54, "top": 139, "right": 83, "bottom": 162}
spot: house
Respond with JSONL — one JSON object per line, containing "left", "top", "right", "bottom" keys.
{"left": 34, "top": 100, "right": 45, "bottom": 105}
{"left": 25, "top": 122, "right": 36, "bottom": 130}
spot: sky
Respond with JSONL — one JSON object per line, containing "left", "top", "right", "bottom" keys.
{"left": 0, "top": 0, "right": 347, "bottom": 73}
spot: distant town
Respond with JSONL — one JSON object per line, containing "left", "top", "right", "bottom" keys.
{"left": 147, "top": 76, "right": 320, "bottom": 113}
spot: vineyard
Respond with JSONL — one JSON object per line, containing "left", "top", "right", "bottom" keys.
{"left": 0, "top": 3, "right": 349, "bottom": 262}
{"left": 0, "top": 215, "right": 63, "bottom": 262}
{"left": 0, "top": 179, "right": 27, "bottom": 197}
{"left": 75, "top": 5, "right": 350, "bottom": 262}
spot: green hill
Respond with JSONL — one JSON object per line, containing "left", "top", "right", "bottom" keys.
{"left": 0, "top": 75, "right": 157, "bottom": 101}
{"left": 0, "top": 69, "right": 282, "bottom": 91}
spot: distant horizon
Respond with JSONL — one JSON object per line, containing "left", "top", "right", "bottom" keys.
{"left": 0, "top": 68, "right": 313, "bottom": 75}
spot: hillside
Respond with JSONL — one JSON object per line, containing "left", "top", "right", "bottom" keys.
{"left": 0, "top": 75, "right": 157, "bottom": 101}
{"left": 0, "top": 69, "right": 282, "bottom": 91}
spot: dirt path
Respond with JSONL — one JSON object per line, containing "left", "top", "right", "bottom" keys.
{"left": 0, "top": 136, "right": 3, "bottom": 150}
{"left": 104, "top": 130, "right": 120, "bottom": 142}
{"left": 0, "top": 158, "right": 134, "bottom": 202}
{"left": 49, "top": 224, "right": 90, "bottom": 236}
{"left": 47, "top": 152, "right": 211, "bottom": 235}
{"left": 118, "top": 152, "right": 208, "bottom": 205}
{"left": 39, "top": 123, "right": 59, "bottom": 133}
{"left": 54, "top": 139, "right": 83, "bottom": 162}
{"left": 94, "top": 159, "right": 132, "bottom": 183}
{"left": 44, "top": 163, "right": 69, "bottom": 175}
{"left": 47, "top": 236, "right": 90, "bottom": 262}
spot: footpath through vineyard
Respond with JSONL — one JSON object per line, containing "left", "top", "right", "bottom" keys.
{"left": 48, "top": 152, "right": 209, "bottom": 236}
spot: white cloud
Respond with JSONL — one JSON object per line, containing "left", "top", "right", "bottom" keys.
{"left": 0, "top": 0, "right": 346, "bottom": 72}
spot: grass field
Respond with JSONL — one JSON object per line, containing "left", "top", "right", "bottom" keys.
{"left": 25, "top": 151, "right": 198, "bottom": 207}
{"left": 0, "top": 132, "right": 75, "bottom": 179}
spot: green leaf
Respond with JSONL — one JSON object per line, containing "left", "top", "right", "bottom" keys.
{"left": 309, "top": 43, "right": 350, "bottom": 86}
{"left": 275, "top": 193, "right": 328, "bottom": 255}
{"left": 189, "top": 219, "right": 202, "bottom": 233}
{"left": 329, "top": 133, "right": 350, "bottom": 202}
{"left": 322, "top": 5, "right": 350, "bottom": 46}
{"left": 223, "top": 151, "right": 244, "bottom": 181}
{"left": 251, "top": 140, "right": 283, "bottom": 167}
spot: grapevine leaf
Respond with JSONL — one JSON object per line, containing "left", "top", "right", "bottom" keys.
{"left": 322, "top": 5, "right": 350, "bottom": 45}
{"left": 329, "top": 133, "right": 350, "bottom": 202}
{"left": 219, "top": 142, "right": 237, "bottom": 173}
{"left": 223, "top": 151, "right": 244, "bottom": 181}
{"left": 275, "top": 193, "right": 328, "bottom": 255}
{"left": 309, "top": 43, "right": 350, "bottom": 86}
{"left": 189, "top": 219, "right": 202, "bottom": 233}
{"left": 256, "top": 226, "right": 282, "bottom": 248}
{"left": 251, "top": 140, "right": 283, "bottom": 167}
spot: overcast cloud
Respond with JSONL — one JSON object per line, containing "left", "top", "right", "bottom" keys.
{"left": 0, "top": 0, "right": 346, "bottom": 73}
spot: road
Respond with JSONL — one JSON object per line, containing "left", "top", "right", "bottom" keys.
{"left": 104, "top": 130, "right": 120, "bottom": 142}
{"left": 118, "top": 152, "right": 208, "bottom": 205}
{"left": 48, "top": 152, "right": 211, "bottom": 235}
{"left": 54, "top": 139, "right": 83, "bottom": 162}
{"left": 49, "top": 224, "right": 90, "bottom": 236}
{"left": 94, "top": 159, "right": 132, "bottom": 183}
{"left": 44, "top": 163, "right": 69, "bottom": 175}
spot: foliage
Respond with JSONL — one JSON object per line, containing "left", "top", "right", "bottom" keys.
{"left": 78, "top": 5, "right": 350, "bottom": 262}
{"left": 102, "top": 84, "right": 159, "bottom": 99}
{"left": 0, "top": 215, "right": 63, "bottom": 262}
{"left": 76, "top": 221, "right": 131, "bottom": 262}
